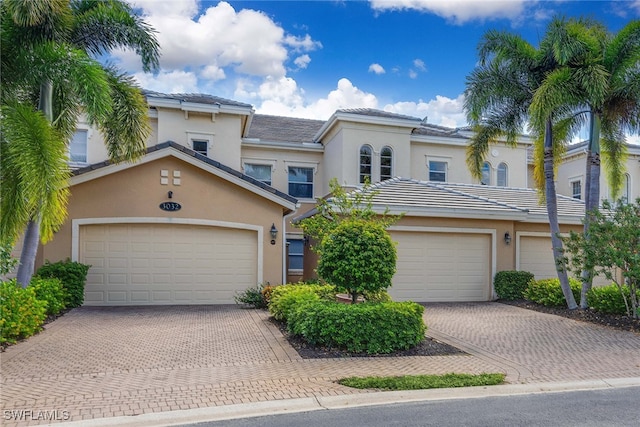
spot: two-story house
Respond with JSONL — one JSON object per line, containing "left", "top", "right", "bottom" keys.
{"left": 31, "top": 91, "right": 633, "bottom": 305}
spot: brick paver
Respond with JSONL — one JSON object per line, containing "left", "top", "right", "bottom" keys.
{"left": 1, "top": 303, "right": 638, "bottom": 426}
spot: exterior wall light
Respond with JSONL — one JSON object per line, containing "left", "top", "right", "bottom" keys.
{"left": 504, "top": 232, "right": 512, "bottom": 245}
{"left": 270, "top": 223, "right": 278, "bottom": 245}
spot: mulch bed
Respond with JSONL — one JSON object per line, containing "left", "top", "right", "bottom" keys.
{"left": 499, "top": 300, "right": 640, "bottom": 334}
{"left": 270, "top": 318, "right": 466, "bottom": 359}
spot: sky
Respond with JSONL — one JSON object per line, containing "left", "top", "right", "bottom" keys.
{"left": 113, "top": 0, "right": 639, "bottom": 140}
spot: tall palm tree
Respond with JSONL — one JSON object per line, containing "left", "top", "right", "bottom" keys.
{"left": 0, "top": 0, "right": 159, "bottom": 286}
{"left": 464, "top": 20, "right": 579, "bottom": 309}
{"left": 536, "top": 19, "right": 640, "bottom": 307}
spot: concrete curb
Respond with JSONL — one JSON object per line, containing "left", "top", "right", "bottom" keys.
{"left": 50, "top": 377, "right": 640, "bottom": 427}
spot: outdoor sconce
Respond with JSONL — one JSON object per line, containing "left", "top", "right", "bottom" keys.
{"left": 504, "top": 232, "right": 512, "bottom": 245}
{"left": 270, "top": 223, "right": 278, "bottom": 245}
{"left": 168, "top": 191, "right": 173, "bottom": 199}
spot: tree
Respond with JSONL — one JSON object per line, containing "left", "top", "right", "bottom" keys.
{"left": 562, "top": 199, "right": 640, "bottom": 319}
{"left": 464, "top": 19, "right": 579, "bottom": 309}
{"left": 317, "top": 219, "right": 397, "bottom": 304}
{"left": 0, "top": 0, "right": 159, "bottom": 286}
{"left": 537, "top": 19, "right": 640, "bottom": 307}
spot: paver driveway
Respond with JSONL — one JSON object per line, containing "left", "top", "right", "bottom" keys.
{"left": 1, "top": 303, "right": 639, "bottom": 426}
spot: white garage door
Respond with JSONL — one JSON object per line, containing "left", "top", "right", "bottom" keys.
{"left": 391, "top": 231, "right": 491, "bottom": 302}
{"left": 80, "top": 223, "right": 258, "bottom": 305}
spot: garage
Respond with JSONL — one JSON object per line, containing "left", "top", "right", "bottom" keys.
{"left": 80, "top": 223, "right": 258, "bottom": 305}
{"left": 518, "top": 235, "right": 558, "bottom": 280}
{"left": 390, "top": 230, "right": 492, "bottom": 302}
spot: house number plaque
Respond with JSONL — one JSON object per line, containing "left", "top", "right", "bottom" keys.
{"left": 159, "top": 202, "right": 182, "bottom": 212}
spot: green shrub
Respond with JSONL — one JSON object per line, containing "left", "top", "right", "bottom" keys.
{"left": 587, "top": 284, "right": 631, "bottom": 315}
{"left": 36, "top": 259, "right": 90, "bottom": 308}
{"left": 362, "top": 289, "right": 393, "bottom": 303}
{"left": 30, "top": 277, "right": 67, "bottom": 316}
{"left": 268, "top": 283, "right": 336, "bottom": 321}
{"left": 0, "top": 280, "right": 47, "bottom": 344}
{"left": 494, "top": 270, "right": 534, "bottom": 300}
{"left": 287, "top": 300, "right": 426, "bottom": 354}
{"left": 524, "top": 277, "right": 581, "bottom": 307}
{"left": 318, "top": 219, "right": 397, "bottom": 302}
{"left": 234, "top": 283, "right": 269, "bottom": 309}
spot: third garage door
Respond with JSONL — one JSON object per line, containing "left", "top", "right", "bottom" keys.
{"left": 391, "top": 231, "right": 491, "bottom": 302}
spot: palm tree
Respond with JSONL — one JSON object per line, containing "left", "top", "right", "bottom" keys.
{"left": 464, "top": 20, "right": 579, "bottom": 309}
{"left": 536, "top": 19, "right": 640, "bottom": 307}
{"left": 0, "top": 0, "right": 159, "bottom": 286}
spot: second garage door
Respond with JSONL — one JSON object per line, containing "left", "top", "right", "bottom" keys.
{"left": 80, "top": 223, "right": 258, "bottom": 305}
{"left": 391, "top": 231, "right": 492, "bottom": 302}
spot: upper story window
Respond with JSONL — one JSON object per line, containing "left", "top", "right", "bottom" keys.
{"left": 622, "top": 173, "right": 631, "bottom": 203}
{"left": 571, "top": 180, "right": 582, "bottom": 200}
{"left": 428, "top": 160, "right": 447, "bottom": 182}
{"left": 192, "top": 140, "right": 208, "bottom": 156}
{"left": 244, "top": 164, "right": 272, "bottom": 186}
{"left": 359, "top": 145, "right": 372, "bottom": 184}
{"left": 481, "top": 162, "right": 491, "bottom": 185}
{"left": 69, "top": 130, "right": 88, "bottom": 163}
{"left": 497, "top": 163, "right": 508, "bottom": 187}
{"left": 288, "top": 166, "right": 313, "bottom": 199}
{"left": 380, "top": 146, "right": 393, "bottom": 181}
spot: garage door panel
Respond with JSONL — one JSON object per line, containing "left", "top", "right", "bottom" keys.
{"left": 392, "top": 231, "right": 491, "bottom": 302}
{"left": 81, "top": 223, "right": 258, "bottom": 305}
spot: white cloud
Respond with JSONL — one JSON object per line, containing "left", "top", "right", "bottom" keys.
{"left": 408, "top": 69, "right": 418, "bottom": 79}
{"left": 369, "top": 0, "right": 527, "bottom": 24}
{"left": 133, "top": 70, "right": 199, "bottom": 94}
{"left": 293, "top": 54, "right": 311, "bottom": 70}
{"left": 413, "top": 59, "right": 426, "bottom": 71}
{"left": 628, "top": 134, "right": 640, "bottom": 146}
{"left": 385, "top": 94, "right": 467, "bottom": 128}
{"left": 369, "top": 63, "right": 386, "bottom": 74}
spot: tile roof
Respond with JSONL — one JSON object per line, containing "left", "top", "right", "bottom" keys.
{"left": 336, "top": 108, "right": 422, "bottom": 122}
{"left": 245, "top": 114, "right": 325, "bottom": 144}
{"left": 72, "top": 141, "right": 298, "bottom": 205}
{"left": 345, "top": 178, "right": 585, "bottom": 223}
{"left": 143, "top": 90, "right": 253, "bottom": 108}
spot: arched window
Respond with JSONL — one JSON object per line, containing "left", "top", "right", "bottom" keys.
{"left": 623, "top": 173, "right": 631, "bottom": 202}
{"left": 481, "top": 162, "right": 491, "bottom": 185}
{"left": 497, "top": 163, "right": 508, "bottom": 187}
{"left": 380, "top": 146, "right": 393, "bottom": 181}
{"left": 359, "top": 145, "right": 372, "bottom": 184}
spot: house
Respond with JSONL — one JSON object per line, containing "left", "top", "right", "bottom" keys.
{"left": 26, "top": 91, "right": 638, "bottom": 305}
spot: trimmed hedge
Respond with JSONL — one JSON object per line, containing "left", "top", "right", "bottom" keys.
{"left": 287, "top": 301, "right": 426, "bottom": 354}
{"left": 0, "top": 280, "right": 47, "bottom": 345}
{"left": 494, "top": 271, "right": 534, "bottom": 300}
{"left": 268, "top": 283, "right": 336, "bottom": 321}
{"left": 30, "top": 277, "right": 67, "bottom": 316}
{"left": 587, "top": 284, "right": 630, "bottom": 315}
{"left": 36, "top": 259, "right": 90, "bottom": 308}
{"left": 524, "top": 277, "right": 581, "bottom": 307}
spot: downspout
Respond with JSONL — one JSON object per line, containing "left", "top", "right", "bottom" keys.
{"left": 282, "top": 205, "right": 300, "bottom": 284}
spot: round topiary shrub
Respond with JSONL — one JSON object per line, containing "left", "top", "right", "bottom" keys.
{"left": 317, "top": 219, "right": 396, "bottom": 303}
{"left": 524, "top": 277, "right": 581, "bottom": 307}
{"left": 494, "top": 270, "right": 534, "bottom": 300}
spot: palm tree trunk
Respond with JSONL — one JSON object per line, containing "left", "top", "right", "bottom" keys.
{"left": 15, "top": 81, "right": 53, "bottom": 287}
{"left": 580, "top": 111, "right": 601, "bottom": 308}
{"left": 544, "top": 119, "right": 578, "bottom": 309}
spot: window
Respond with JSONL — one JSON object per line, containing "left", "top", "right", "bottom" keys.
{"left": 287, "top": 239, "right": 304, "bottom": 271}
{"left": 192, "top": 140, "right": 208, "bottom": 156}
{"left": 428, "top": 160, "right": 447, "bottom": 182}
{"left": 359, "top": 145, "right": 372, "bottom": 184}
{"left": 481, "top": 162, "right": 491, "bottom": 185}
{"left": 571, "top": 180, "right": 582, "bottom": 200}
{"left": 69, "top": 130, "right": 88, "bottom": 163}
{"left": 288, "top": 166, "right": 313, "bottom": 198}
{"left": 497, "top": 163, "right": 508, "bottom": 187}
{"left": 380, "top": 146, "right": 393, "bottom": 181}
{"left": 622, "top": 173, "right": 631, "bottom": 203}
{"left": 244, "top": 164, "right": 272, "bottom": 186}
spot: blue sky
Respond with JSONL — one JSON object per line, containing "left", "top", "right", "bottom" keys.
{"left": 117, "top": 0, "right": 639, "bottom": 136}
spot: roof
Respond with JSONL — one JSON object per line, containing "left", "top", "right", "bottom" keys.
{"left": 143, "top": 90, "right": 253, "bottom": 108}
{"left": 412, "top": 123, "right": 471, "bottom": 139}
{"left": 245, "top": 114, "right": 325, "bottom": 144}
{"left": 71, "top": 141, "right": 298, "bottom": 210}
{"left": 326, "top": 178, "right": 586, "bottom": 223}
{"left": 335, "top": 108, "right": 421, "bottom": 121}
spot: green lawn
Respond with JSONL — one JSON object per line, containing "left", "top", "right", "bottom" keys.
{"left": 338, "top": 372, "right": 505, "bottom": 390}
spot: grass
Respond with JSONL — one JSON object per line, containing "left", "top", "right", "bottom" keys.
{"left": 338, "top": 372, "right": 505, "bottom": 390}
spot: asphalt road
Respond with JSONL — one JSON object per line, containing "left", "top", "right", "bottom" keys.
{"left": 186, "top": 386, "right": 640, "bottom": 427}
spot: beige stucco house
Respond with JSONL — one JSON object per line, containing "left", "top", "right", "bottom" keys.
{"left": 31, "top": 91, "right": 638, "bottom": 305}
